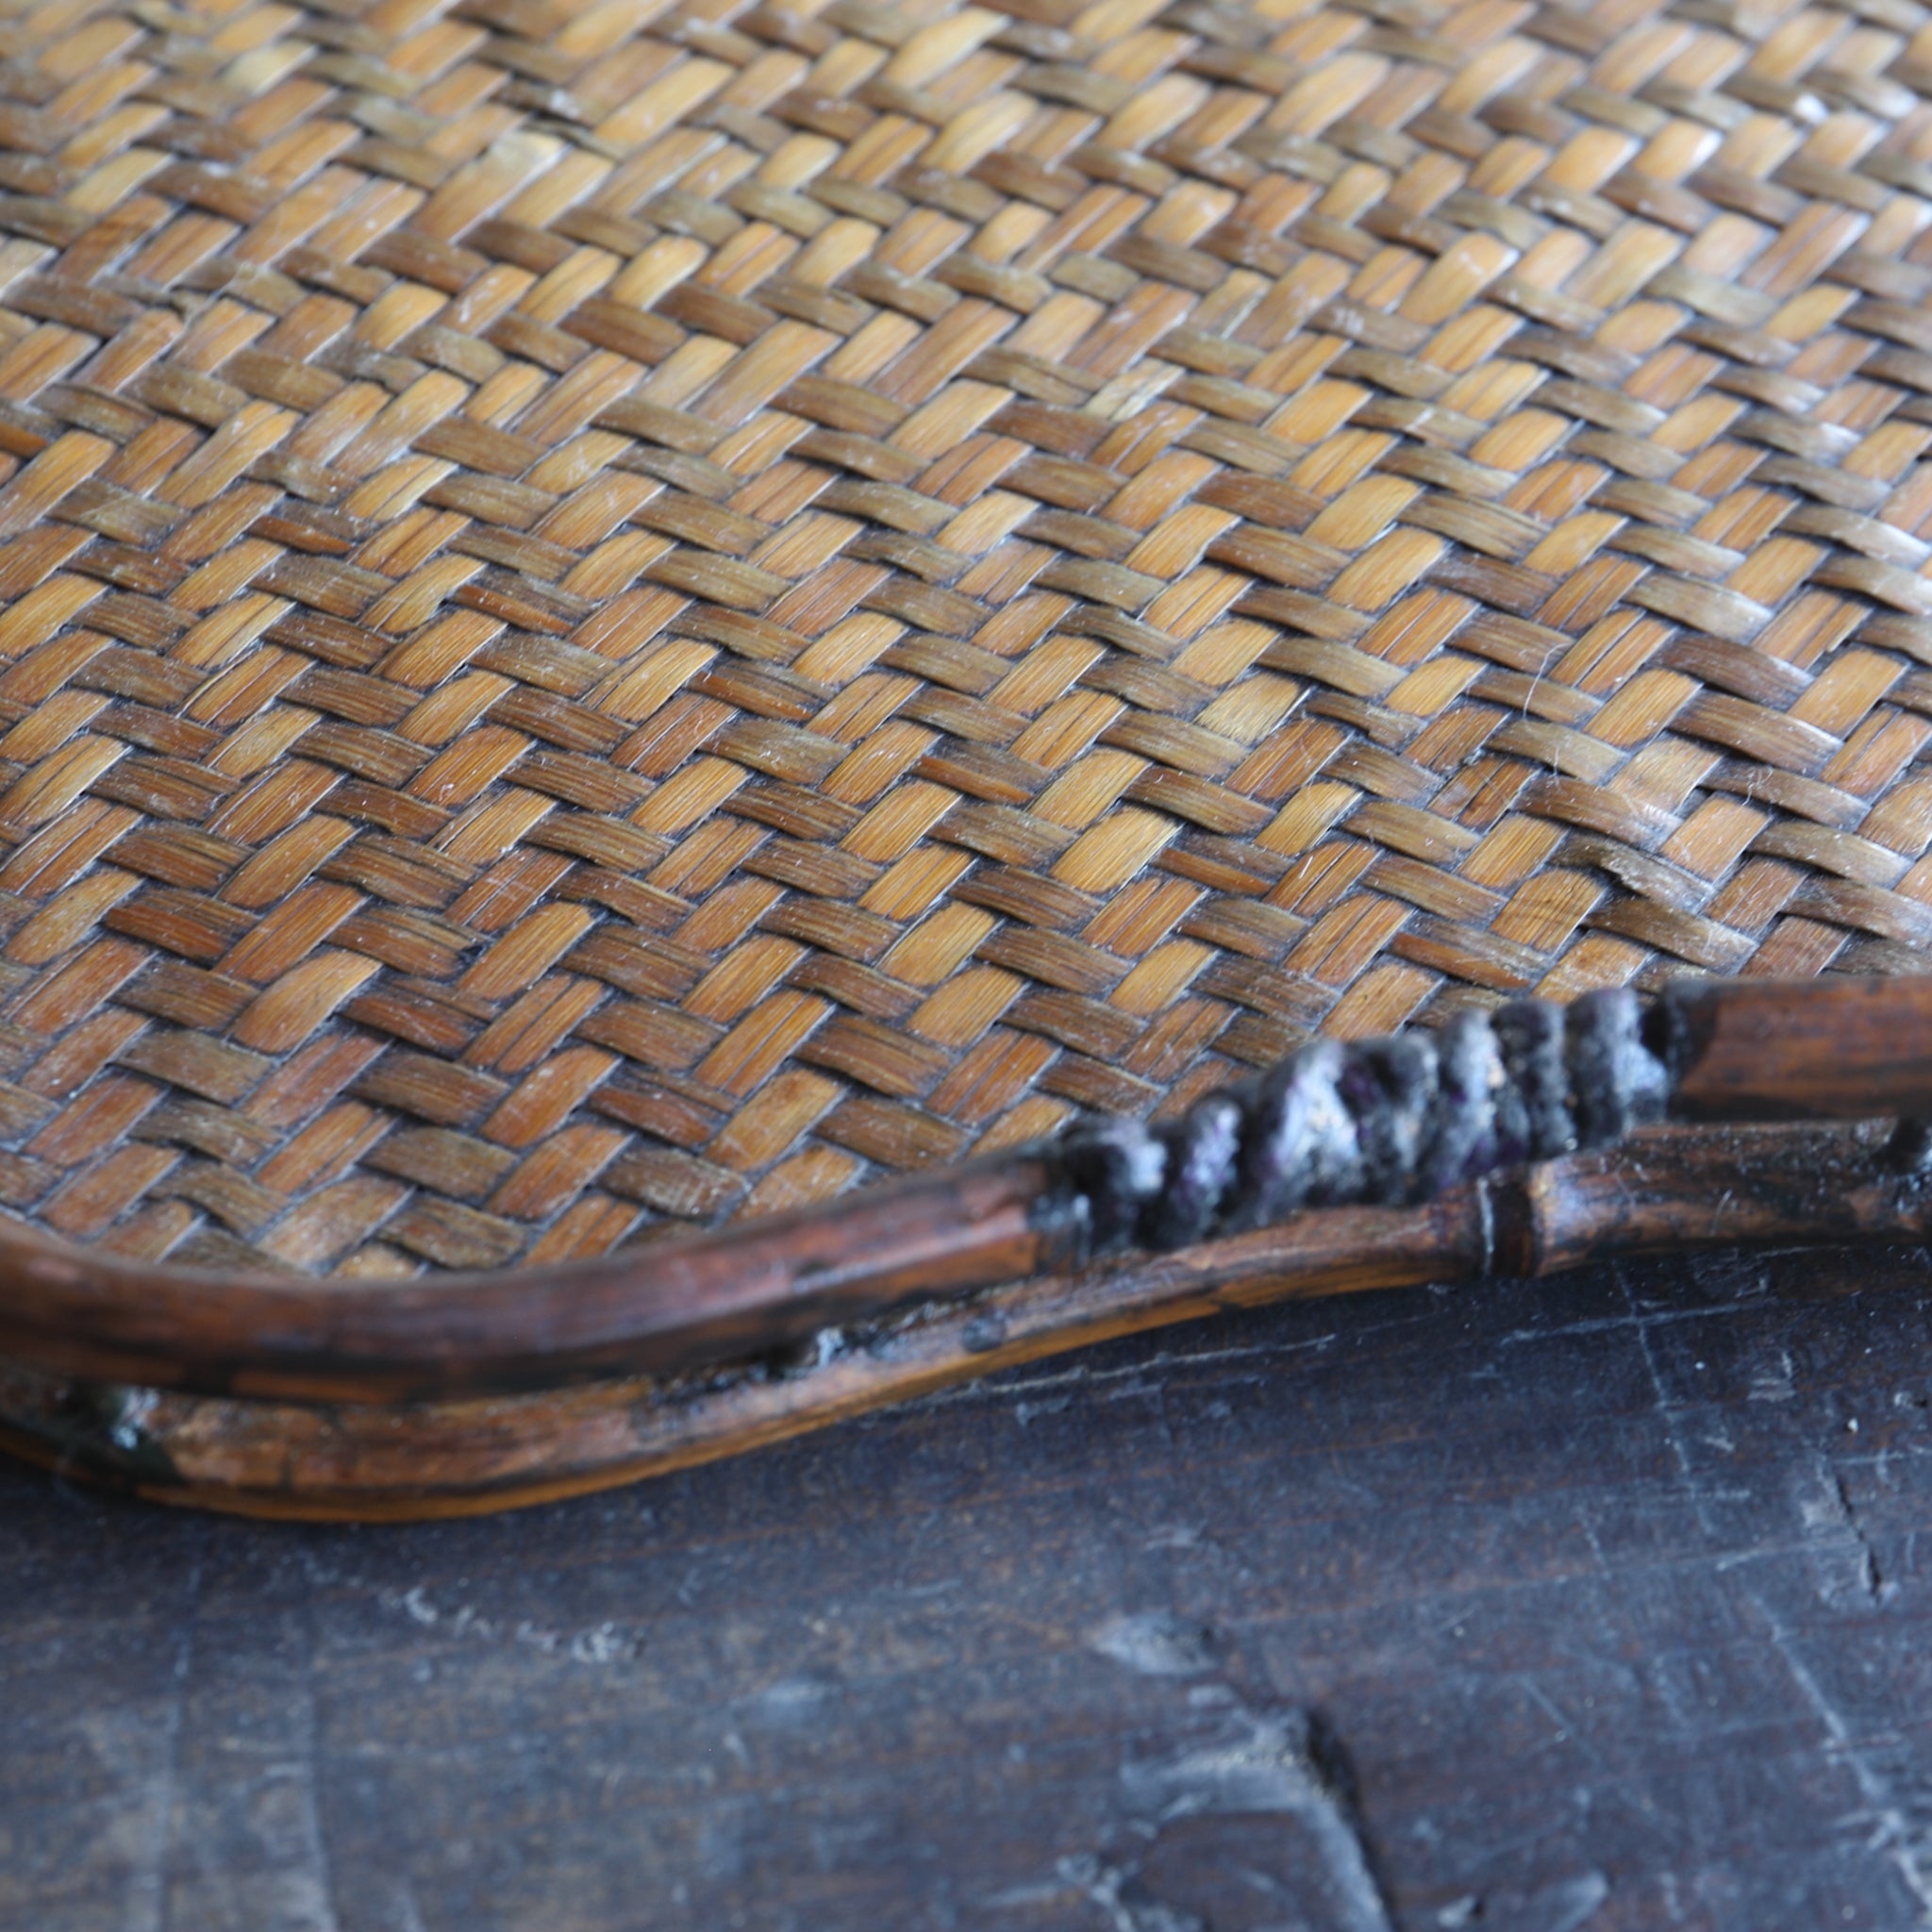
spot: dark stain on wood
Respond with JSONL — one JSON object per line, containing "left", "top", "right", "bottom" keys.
{"left": 7, "top": 1240, "right": 1932, "bottom": 1928}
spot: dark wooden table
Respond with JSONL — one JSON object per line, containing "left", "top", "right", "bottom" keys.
{"left": 6, "top": 1239, "right": 1931, "bottom": 1931}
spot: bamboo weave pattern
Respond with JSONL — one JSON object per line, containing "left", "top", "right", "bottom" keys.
{"left": 0, "top": 0, "right": 1924, "bottom": 1276}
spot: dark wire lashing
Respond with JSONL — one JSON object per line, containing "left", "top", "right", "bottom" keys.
{"left": 1054, "top": 988, "right": 1684, "bottom": 1259}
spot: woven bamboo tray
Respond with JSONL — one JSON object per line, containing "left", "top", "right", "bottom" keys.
{"left": 2, "top": 0, "right": 1932, "bottom": 1513}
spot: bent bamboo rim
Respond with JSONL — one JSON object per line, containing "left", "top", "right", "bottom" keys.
{"left": 3, "top": 1115, "right": 1926, "bottom": 1518}
{"left": 0, "top": 974, "right": 1925, "bottom": 1415}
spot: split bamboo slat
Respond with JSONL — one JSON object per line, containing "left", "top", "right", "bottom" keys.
{"left": 1, "top": 0, "right": 1931, "bottom": 1509}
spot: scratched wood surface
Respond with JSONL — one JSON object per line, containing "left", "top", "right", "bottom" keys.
{"left": 5, "top": 1241, "right": 1932, "bottom": 1932}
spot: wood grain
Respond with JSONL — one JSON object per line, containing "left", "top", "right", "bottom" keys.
{"left": 6, "top": 1238, "right": 1932, "bottom": 1930}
